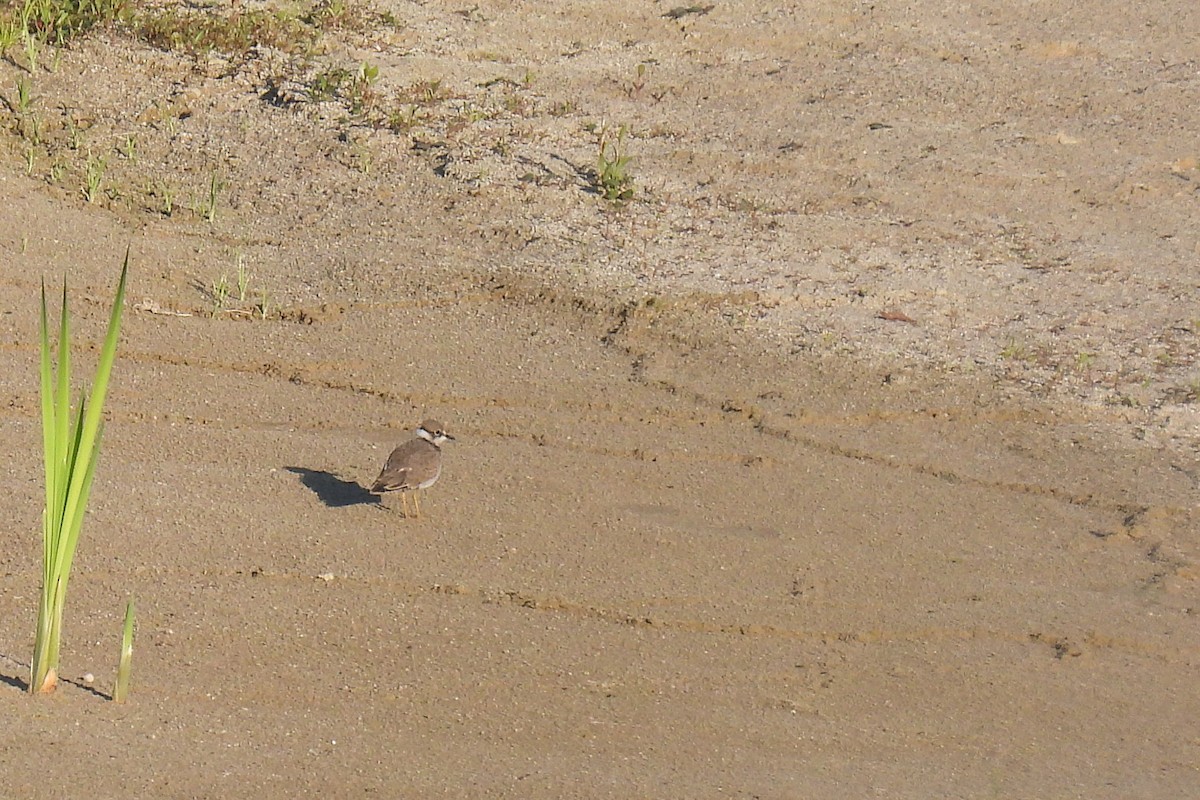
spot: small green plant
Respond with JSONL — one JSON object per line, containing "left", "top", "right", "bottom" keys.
{"left": 0, "top": 15, "right": 21, "bottom": 51}
{"left": 16, "top": 76, "right": 33, "bottom": 113}
{"left": 25, "top": 145, "right": 36, "bottom": 175}
{"left": 32, "top": 251, "right": 129, "bottom": 694}
{"left": 348, "top": 138, "right": 373, "bottom": 173}
{"left": 257, "top": 286, "right": 270, "bottom": 320}
{"left": 386, "top": 104, "right": 421, "bottom": 132}
{"left": 349, "top": 61, "right": 379, "bottom": 114}
{"left": 306, "top": 0, "right": 350, "bottom": 28}
{"left": 15, "top": 0, "right": 128, "bottom": 48}
{"left": 154, "top": 180, "right": 175, "bottom": 215}
{"left": 411, "top": 78, "right": 443, "bottom": 105}
{"left": 113, "top": 597, "right": 134, "bottom": 703}
{"left": 119, "top": 134, "right": 137, "bottom": 161}
{"left": 210, "top": 258, "right": 272, "bottom": 319}
{"left": 999, "top": 340, "right": 1028, "bottom": 361}
{"left": 359, "top": 61, "right": 379, "bottom": 83}
{"left": 502, "top": 91, "right": 532, "bottom": 117}
{"left": 236, "top": 255, "right": 251, "bottom": 301}
{"left": 625, "top": 62, "right": 648, "bottom": 98}
{"left": 22, "top": 28, "right": 39, "bottom": 72}
{"left": 20, "top": 111, "right": 42, "bottom": 144}
{"left": 207, "top": 172, "right": 223, "bottom": 222}
{"left": 197, "top": 171, "right": 223, "bottom": 222}
{"left": 596, "top": 124, "right": 635, "bottom": 202}
{"left": 65, "top": 115, "right": 83, "bottom": 150}
{"left": 83, "top": 152, "right": 106, "bottom": 202}
{"left": 308, "top": 65, "right": 349, "bottom": 101}
{"left": 137, "top": 4, "right": 317, "bottom": 57}
{"left": 211, "top": 272, "right": 230, "bottom": 316}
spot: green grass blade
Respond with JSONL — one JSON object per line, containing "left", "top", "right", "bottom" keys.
{"left": 39, "top": 281, "right": 55, "bottom": 541}
{"left": 59, "top": 254, "right": 127, "bottom": 541}
{"left": 52, "top": 280, "right": 72, "bottom": 531}
{"left": 56, "top": 417, "right": 102, "bottom": 607}
{"left": 51, "top": 395, "right": 89, "bottom": 633}
{"left": 38, "top": 282, "right": 57, "bottom": 600}
{"left": 33, "top": 279, "right": 63, "bottom": 692}
{"left": 46, "top": 393, "right": 87, "bottom": 607}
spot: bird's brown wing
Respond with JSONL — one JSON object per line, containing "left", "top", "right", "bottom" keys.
{"left": 370, "top": 439, "right": 422, "bottom": 492}
{"left": 370, "top": 470, "right": 410, "bottom": 493}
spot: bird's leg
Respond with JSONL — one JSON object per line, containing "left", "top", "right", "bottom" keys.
{"left": 412, "top": 491, "right": 422, "bottom": 519}
{"left": 400, "top": 492, "right": 410, "bottom": 518}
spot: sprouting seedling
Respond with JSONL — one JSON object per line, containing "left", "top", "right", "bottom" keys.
{"left": 156, "top": 181, "right": 175, "bottom": 216}
{"left": 201, "top": 172, "right": 223, "bottom": 222}
{"left": 349, "top": 140, "right": 373, "bottom": 174}
{"left": 211, "top": 273, "right": 230, "bottom": 316}
{"left": 596, "top": 124, "right": 635, "bottom": 202}
{"left": 16, "top": 77, "right": 33, "bottom": 113}
{"left": 257, "top": 286, "right": 270, "bottom": 320}
{"left": 236, "top": 254, "right": 250, "bottom": 302}
{"left": 387, "top": 105, "right": 421, "bottom": 132}
{"left": 65, "top": 116, "right": 82, "bottom": 150}
{"left": 0, "top": 16, "right": 21, "bottom": 52}
{"left": 83, "top": 152, "right": 106, "bottom": 203}
{"left": 358, "top": 61, "right": 379, "bottom": 85}
{"left": 113, "top": 597, "right": 134, "bottom": 703}
{"left": 22, "top": 29, "right": 39, "bottom": 72}
{"left": 307, "top": 67, "right": 347, "bottom": 102}
{"left": 120, "top": 134, "right": 137, "bottom": 161}
{"left": 22, "top": 112, "right": 42, "bottom": 145}
{"left": 349, "top": 62, "right": 379, "bottom": 114}
{"left": 627, "top": 62, "right": 648, "bottom": 97}
{"left": 416, "top": 79, "right": 442, "bottom": 104}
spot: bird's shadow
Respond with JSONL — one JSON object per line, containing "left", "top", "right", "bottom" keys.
{"left": 286, "top": 467, "right": 379, "bottom": 508}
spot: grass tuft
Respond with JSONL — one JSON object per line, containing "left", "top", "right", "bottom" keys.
{"left": 596, "top": 124, "right": 635, "bottom": 202}
{"left": 31, "top": 248, "right": 128, "bottom": 694}
{"left": 137, "top": 6, "right": 316, "bottom": 56}
{"left": 0, "top": 0, "right": 129, "bottom": 58}
{"left": 82, "top": 150, "right": 106, "bottom": 202}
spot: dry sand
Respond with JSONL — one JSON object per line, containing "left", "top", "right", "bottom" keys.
{"left": 1, "top": 1, "right": 1197, "bottom": 797}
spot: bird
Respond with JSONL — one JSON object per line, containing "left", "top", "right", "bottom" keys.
{"left": 369, "top": 419, "right": 454, "bottom": 518}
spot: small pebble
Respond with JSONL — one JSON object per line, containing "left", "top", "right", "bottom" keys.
{"left": 82, "top": 673, "right": 95, "bottom": 684}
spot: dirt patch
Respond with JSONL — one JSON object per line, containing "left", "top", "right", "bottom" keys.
{"left": 1, "top": 1, "right": 1198, "bottom": 797}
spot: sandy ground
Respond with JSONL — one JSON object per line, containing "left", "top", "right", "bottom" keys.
{"left": 1, "top": 1, "right": 1198, "bottom": 797}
